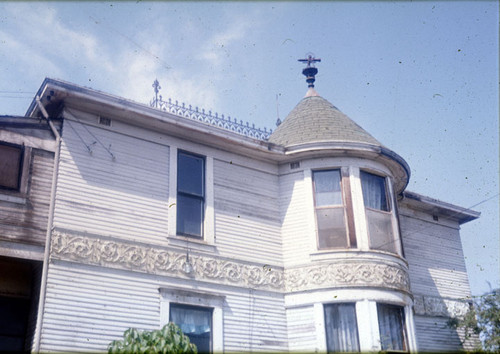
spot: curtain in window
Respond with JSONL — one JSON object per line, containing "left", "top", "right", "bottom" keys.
{"left": 360, "top": 171, "right": 388, "bottom": 211}
{"left": 170, "top": 305, "right": 211, "bottom": 335}
{"left": 324, "top": 303, "right": 360, "bottom": 352}
{"left": 377, "top": 304, "right": 406, "bottom": 351}
{"left": 314, "top": 170, "right": 342, "bottom": 206}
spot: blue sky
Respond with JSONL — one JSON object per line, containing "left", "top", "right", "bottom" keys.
{"left": 0, "top": 1, "right": 498, "bottom": 296}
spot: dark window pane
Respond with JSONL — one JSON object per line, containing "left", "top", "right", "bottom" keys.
{"left": 317, "top": 208, "right": 348, "bottom": 249}
{"left": 178, "top": 152, "right": 204, "bottom": 197}
{"left": 314, "top": 170, "right": 342, "bottom": 206}
{"left": 177, "top": 194, "right": 203, "bottom": 237}
{"left": 0, "top": 144, "right": 22, "bottom": 190}
{"left": 324, "top": 303, "right": 360, "bottom": 352}
{"left": 170, "top": 304, "right": 212, "bottom": 353}
{"left": 360, "top": 171, "right": 389, "bottom": 211}
{"left": 377, "top": 304, "right": 407, "bottom": 351}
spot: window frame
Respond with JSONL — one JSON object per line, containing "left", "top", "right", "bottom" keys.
{"left": 323, "top": 302, "right": 360, "bottom": 352}
{"left": 0, "top": 142, "right": 25, "bottom": 192}
{"left": 159, "top": 288, "right": 224, "bottom": 353}
{"left": 176, "top": 150, "right": 206, "bottom": 238}
{"left": 169, "top": 303, "right": 213, "bottom": 353}
{"left": 360, "top": 170, "right": 400, "bottom": 254}
{"left": 312, "top": 168, "right": 356, "bottom": 250}
{"left": 376, "top": 303, "right": 408, "bottom": 352}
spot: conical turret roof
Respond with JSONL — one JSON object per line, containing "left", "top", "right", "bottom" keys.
{"left": 268, "top": 93, "right": 381, "bottom": 148}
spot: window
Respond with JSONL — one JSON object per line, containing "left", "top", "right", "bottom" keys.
{"left": 324, "top": 303, "right": 360, "bottom": 352}
{"left": 377, "top": 304, "right": 407, "bottom": 352}
{"left": 177, "top": 151, "right": 205, "bottom": 237}
{"left": 360, "top": 171, "right": 395, "bottom": 253}
{"left": 313, "top": 169, "right": 355, "bottom": 249}
{"left": 170, "top": 304, "right": 213, "bottom": 353}
{"left": 0, "top": 143, "right": 23, "bottom": 191}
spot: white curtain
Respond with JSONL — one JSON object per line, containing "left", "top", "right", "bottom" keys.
{"left": 360, "top": 171, "right": 388, "bottom": 211}
{"left": 377, "top": 304, "right": 406, "bottom": 351}
{"left": 170, "top": 305, "right": 211, "bottom": 335}
{"left": 314, "top": 170, "right": 342, "bottom": 206}
{"left": 324, "top": 303, "right": 360, "bottom": 352}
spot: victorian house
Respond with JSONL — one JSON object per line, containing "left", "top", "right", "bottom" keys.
{"left": 0, "top": 61, "right": 479, "bottom": 352}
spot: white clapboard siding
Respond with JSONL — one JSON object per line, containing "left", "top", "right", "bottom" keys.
{"left": 413, "top": 316, "right": 463, "bottom": 351}
{"left": 40, "top": 261, "right": 288, "bottom": 352}
{"left": 400, "top": 213, "right": 472, "bottom": 299}
{"left": 215, "top": 213, "right": 282, "bottom": 263}
{"left": 55, "top": 121, "right": 170, "bottom": 244}
{"left": 279, "top": 172, "right": 311, "bottom": 267}
{"left": 286, "top": 306, "right": 317, "bottom": 351}
{"left": 214, "top": 159, "right": 282, "bottom": 264}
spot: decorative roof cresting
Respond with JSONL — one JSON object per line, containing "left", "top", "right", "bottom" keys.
{"left": 150, "top": 79, "right": 272, "bottom": 140}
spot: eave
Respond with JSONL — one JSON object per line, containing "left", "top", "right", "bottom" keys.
{"left": 401, "top": 190, "right": 480, "bottom": 225}
{"left": 26, "top": 78, "right": 285, "bottom": 162}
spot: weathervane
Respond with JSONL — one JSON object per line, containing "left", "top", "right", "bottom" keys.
{"left": 298, "top": 54, "right": 321, "bottom": 88}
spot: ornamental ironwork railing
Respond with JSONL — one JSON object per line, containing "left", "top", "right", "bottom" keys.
{"left": 149, "top": 81, "right": 272, "bottom": 140}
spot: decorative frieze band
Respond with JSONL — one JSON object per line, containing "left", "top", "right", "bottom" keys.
{"left": 51, "top": 231, "right": 410, "bottom": 294}
{"left": 284, "top": 261, "right": 410, "bottom": 293}
{"left": 51, "top": 231, "right": 284, "bottom": 292}
{"left": 413, "top": 295, "right": 471, "bottom": 318}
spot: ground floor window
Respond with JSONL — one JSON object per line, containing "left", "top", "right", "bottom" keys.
{"left": 170, "top": 304, "right": 212, "bottom": 353}
{"left": 324, "top": 303, "right": 360, "bottom": 352}
{"left": 377, "top": 303, "right": 407, "bottom": 351}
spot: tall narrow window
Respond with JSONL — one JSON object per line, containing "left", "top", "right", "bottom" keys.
{"left": 170, "top": 304, "right": 213, "bottom": 353}
{"left": 324, "top": 303, "right": 360, "bottom": 352}
{"left": 313, "top": 170, "right": 349, "bottom": 249}
{"left": 177, "top": 151, "right": 205, "bottom": 238}
{"left": 360, "top": 171, "right": 395, "bottom": 253}
{"left": 0, "top": 143, "right": 23, "bottom": 191}
{"left": 377, "top": 304, "right": 407, "bottom": 352}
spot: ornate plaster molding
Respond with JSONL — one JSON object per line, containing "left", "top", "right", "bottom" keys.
{"left": 50, "top": 231, "right": 284, "bottom": 292}
{"left": 284, "top": 261, "right": 410, "bottom": 293}
{"left": 413, "top": 295, "right": 471, "bottom": 318}
{"left": 51, "top": 231, "right": 411, "bottom": 294}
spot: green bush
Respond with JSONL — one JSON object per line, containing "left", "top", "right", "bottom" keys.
{"left": 108, "top": 322, "right": 197, "bottom": 354}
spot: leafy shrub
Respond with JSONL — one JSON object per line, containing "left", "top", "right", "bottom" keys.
{"left": 108, "top": 322, "right": 197, "bottom": 354}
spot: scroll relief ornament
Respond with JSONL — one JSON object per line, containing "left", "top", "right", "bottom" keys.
{"left": 51, "top": 231, "right": 284, "bottom": 291}
{"left": 285, "top": 262, "right": 410, "bottom": 293}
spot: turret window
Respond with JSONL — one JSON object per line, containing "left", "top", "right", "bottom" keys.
{"left": 360, "top": 171, "right": 396, "bottom": 253}
{"left": 313, "top": 169, "right": 355, "bottom": 249}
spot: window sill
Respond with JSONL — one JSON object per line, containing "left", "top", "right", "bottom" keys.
{"left": 168, "top": 235, "right": 216, "bottom": 253}
{"left": 310, "top": 249, "right": 408, "bottom": 265}
{"left": 0, "top": 192, "right": 27, "bottom": 205}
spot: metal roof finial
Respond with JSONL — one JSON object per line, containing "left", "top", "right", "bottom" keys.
{"left": 298, "top": 53, "right": 321, "bottom": 88}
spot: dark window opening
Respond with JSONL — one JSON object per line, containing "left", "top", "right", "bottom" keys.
{"left": 0, "top": 257, "right": 42, "bottom": 352}
{"left": 0, "top": 143, "right": 24, "bottom": 191}
{"left": 177, "top": 151, "right": 205, "bottom": 238}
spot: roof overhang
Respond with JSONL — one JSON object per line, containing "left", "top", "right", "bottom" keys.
{"left": 278, "top": 141, "right": 411, "bottom": 194}
{"left": 401, "top": 190, "right": 480, "bottom": 225}
{"left": 27, "top": 78, "right": 285, "bottom": 162}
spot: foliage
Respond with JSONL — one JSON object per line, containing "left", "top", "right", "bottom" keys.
{"left": 108, "top": 322, "right": 197, "bottom": 354}
{"left": 448, "top": 289, "right": 500, "bottom": 352}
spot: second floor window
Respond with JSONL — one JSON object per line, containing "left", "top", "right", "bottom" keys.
{"left": 361, "top": 171, "right": 396, "bottom": 253}
{"left": 177, "top": 151, "right": 205, "bottom": 238}
{"left": 0, "top": 143, "right": 23, "bottom": 191}
{"left": 313, "top": 169, "right": 351, "bottom": 249}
